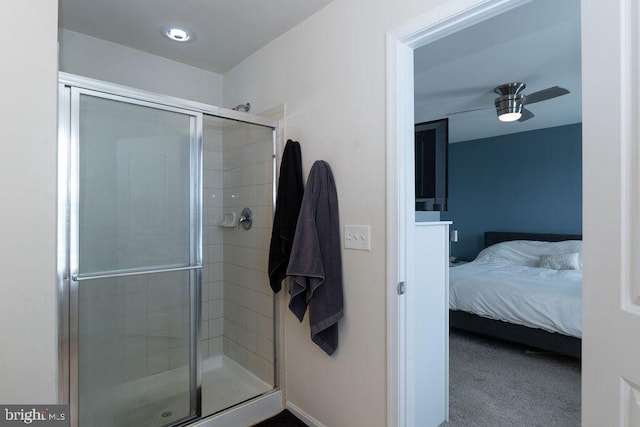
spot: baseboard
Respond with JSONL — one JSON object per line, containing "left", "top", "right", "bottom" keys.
{"left": 286, "top": 402, "right": 326, "bottom": 427}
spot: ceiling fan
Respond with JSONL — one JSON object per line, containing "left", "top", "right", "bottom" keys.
{"left": 447, "top": 82, "right": 570, "bottom": 122}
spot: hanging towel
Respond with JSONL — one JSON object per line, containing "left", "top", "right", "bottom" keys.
{"left": 287, "top": 160, "right": 344, "bottom": 355}
{"left": 268, "top": 140, "right": 304, "bottom": 293}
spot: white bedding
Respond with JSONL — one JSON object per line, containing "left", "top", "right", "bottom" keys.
{"left": 449, "top": 241, "right": 583, "bottom": 338}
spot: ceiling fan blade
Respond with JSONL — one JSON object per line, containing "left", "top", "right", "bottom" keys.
{"left": 446, "top": 106, "right": 493, "bottom": 116}
{"left": 518, "top": 108, "right": 535, "bottom": 122}
{"left": 523, "top": 86, "right": 570, "bottom": 105}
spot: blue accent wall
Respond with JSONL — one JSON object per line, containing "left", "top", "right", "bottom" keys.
{"left": 441, "top": 123, "right": 582, "bottom": 261}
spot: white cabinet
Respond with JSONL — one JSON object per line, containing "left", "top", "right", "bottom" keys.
{"left": 405, "top": 221, "right": 450, "bottom": 426}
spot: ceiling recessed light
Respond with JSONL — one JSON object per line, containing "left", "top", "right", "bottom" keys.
{"left": 163, "top": 26, "right": 193, "bottom": 42}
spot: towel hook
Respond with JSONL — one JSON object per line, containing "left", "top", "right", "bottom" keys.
{"left": 238, "top": 207, "right": 253, "bottom": 230}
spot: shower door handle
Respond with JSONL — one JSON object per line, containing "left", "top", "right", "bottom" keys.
{"left": 72, "top": 265, "right": 203, "bottom": 282}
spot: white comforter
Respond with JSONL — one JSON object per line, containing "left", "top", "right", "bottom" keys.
{"left": 449, "top": 262, "right": 582, "bottom": 338}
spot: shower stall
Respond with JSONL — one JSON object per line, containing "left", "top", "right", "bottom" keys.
{"left": 57, "top": 74, "right": 280, "bottom": 427}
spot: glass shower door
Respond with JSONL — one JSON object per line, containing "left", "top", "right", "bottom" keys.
{"left": 69, "top": 89, "right": 202, "bottom": 427}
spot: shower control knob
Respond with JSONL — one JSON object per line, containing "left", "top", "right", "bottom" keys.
{"left": 238, "top": 207, "right": 253, "bottom": 230}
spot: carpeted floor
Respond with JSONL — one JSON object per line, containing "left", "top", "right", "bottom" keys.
{"left": 253, "top": 409, "right": 308, "bottom": 427}
{"left": 447, "top": 329, "right": 581, "bottom": 427}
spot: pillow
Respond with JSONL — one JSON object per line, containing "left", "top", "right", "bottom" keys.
{"left": 474, "top": 240, "right": 583, "bottom": 268}
{"left": 537, "top": 252, "right": 581, "bottom": 270}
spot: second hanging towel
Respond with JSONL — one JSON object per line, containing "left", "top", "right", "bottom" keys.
{"left": 287, "top": 160, "right": 344, "bottom": 356}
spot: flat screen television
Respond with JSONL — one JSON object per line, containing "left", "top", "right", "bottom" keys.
{"left": 415, "top": 118, "right": 448, "bottom": 211}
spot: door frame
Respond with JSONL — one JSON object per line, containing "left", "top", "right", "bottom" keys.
{"left": 385, "top": 0, "right": 535, "bottom": 425}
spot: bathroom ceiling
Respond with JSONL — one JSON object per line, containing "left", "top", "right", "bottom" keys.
{"left": 58, "top": 0, "right": 335, "bottom": 74}
{"left": 414, "top": 0, "right": 582, "bottom": 143}
{"left": 59, "top": 0, "right": 580, "bottom": 143}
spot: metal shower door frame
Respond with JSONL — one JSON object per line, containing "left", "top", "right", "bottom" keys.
{"left": 58, "top": 83, "right": 204, "bottom": 427}
{"left": 57, "top": 72, "right": 281, "bottom": 426}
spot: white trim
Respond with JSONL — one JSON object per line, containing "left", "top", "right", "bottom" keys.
{"left": 385, "top": 0, "right": 532, "bottom": 425}
{"left": 286, "top": 402, "right": 326, "bottom": 427}
{"left": 620, "top": 0, "right": 640, "bottom": 313}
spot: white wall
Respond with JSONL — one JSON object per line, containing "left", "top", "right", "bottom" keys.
{"left": 59, "top": 29, "right": 223, "bottom": 106}
{"left": 0, "top": 0, "right": 58, "bottom": 402}
{"left": 223, "top": 1, "right": 448, "bottom": 424}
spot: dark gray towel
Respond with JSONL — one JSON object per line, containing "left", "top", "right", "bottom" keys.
{"left": 286, "top": 160, "right": 343, "bottom": 355}
{"left": 268, "top": 140, "right": 304, "bottom": 293}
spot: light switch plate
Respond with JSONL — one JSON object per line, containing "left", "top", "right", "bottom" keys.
{"left": 344, "top": 225, "right": 371, "bottom": 251}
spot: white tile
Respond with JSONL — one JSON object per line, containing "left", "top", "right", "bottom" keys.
{"left": 245, "top": 330, "right": 257, "bottom": 353}
{"left": 209, "top": 318, "right": 224, "bottom": 338}
{"left": 211, "top": 337, "right": 223, "bottom": 355}
{"left": 200, "top": 319, "right": 209, "bottom": 339}
{"left": 208, "top": 244, "right": 223, "bottom": 264}
{"left": 246, "top": 291, "right": 259, "bottom": 313}
{"left": 206, "top": 170, "right": 223, "bottom": 188}
{"left": 256, "top": 250, "right": 269, "bottom": 274}
{"left": 236, "top": 345, "right": 247, "bottom": 367}
{"left": 200, "top": 282, "right": 209, "bottom": 302}
{"left": 123, "top": 291, "right": 147, "bottom": 315}
{"left": 148, "top": 350, "right": 170, "bottom": 375}
{"left": 201, "top": 339, "right": 210, "bottom": 359}
{"left": 237, "top": 325, "right": 247, "bottom": 347}
{"left": 243, "top": 185, "right": 257, "bottom": 207}
{"left": 209, "top": 151, "right": 222, "bottom": 170}
{"left": 208, "top": 264, "right": 223, "bottom": 282}
{"left": 170, "top": 345, "right": 188, "bottom": 369}
{"left": 208, "top": 300, "right": 223, "bottom": 319}
{"left": 246, "top": 351, "right": 258, "bottom": 376}
{"left": 257, "top": 357, "right": 273, "bottom": 384}
{"left": 256, "top": 184, "right": 273, "bottom": 208}
{"left": 147, "top": 312, "right": 170, "bottom": 332}
{"left": 256, "top": 335, "right": 269, "bottom": 360}
{"left": 208, "top": 226, "right": 224, "bottom": 246}
{"left": 242, "top": 164, "right": 258, "bottom": 187}
{"left": 124, "top": 275, "right": 148, "bottom": 294}
{"left": 148, "top": 330, "right": 170, "bottom": 353}
{"left": 124, "top": 313, "right": 147, "bottom": 336}
{"left": 256, "top": 293, "right": 273, "bottom": 317}
{"left": 201, "top": 300, "right": 208, "bottom": 321}
{"left": 124, "top": 336, "right": 147, "bottom": 359}
{"left": 123, "top": 356, "right": 147, "bottom": 382}
{"left": 210, "top": 281, "right": 224, "bottom": 300}
{"left": 256, "top": 227, "right": 271, "bottom": 250}
{"left": 206, "top": 208, "right": 223, "bottom": 227}
{"left": 223, "top": 337, "right": 237, "bottom": 359}
{"left": 205, "top": 188, "right": 223, "bottom": 207}
{"left": 148, "top": 289, "right": 172, "bottom": 311}
{"left": 246, "top": 310, "right": 258, "bottom": 334}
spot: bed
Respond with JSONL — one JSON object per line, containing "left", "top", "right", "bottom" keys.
{"left": 449, "top": 231, "right": 582, "bottom": 358}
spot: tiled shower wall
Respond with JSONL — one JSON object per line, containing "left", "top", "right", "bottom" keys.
{"left": 221, "top": 124, "right": 274, "bottom": 384}
{"left": 202, "top": 121, "right": 275, "bottom": 384}
{"left": 202, "top": 128, "right": 225, "bottom": 358}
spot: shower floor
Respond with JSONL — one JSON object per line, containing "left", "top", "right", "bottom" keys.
{"left": 95, "top": 355, "right": 272, "bottom": 427}
{"left": 202, "top": 355, "right": 273, "bottom": 416}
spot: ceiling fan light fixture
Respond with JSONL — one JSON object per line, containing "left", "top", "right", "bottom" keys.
{"left": 495, "top": 94, "right": 523, "bottom": 122}
{"left": 498, "top": 112, "right": 522, "bottom": 122}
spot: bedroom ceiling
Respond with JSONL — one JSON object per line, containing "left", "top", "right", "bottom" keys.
{"left": 414, "top": 0, "right": 582, "bottom": 143}
{"left": 58, "top": 0, "right": 335, "bottom": 74}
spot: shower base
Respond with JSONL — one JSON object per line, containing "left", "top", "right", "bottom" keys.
{"left": 202, "top": 355, "right": 273, "bottom": 416}
{"left": 92, "top": 355, "right": 273, "bottom": 427}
